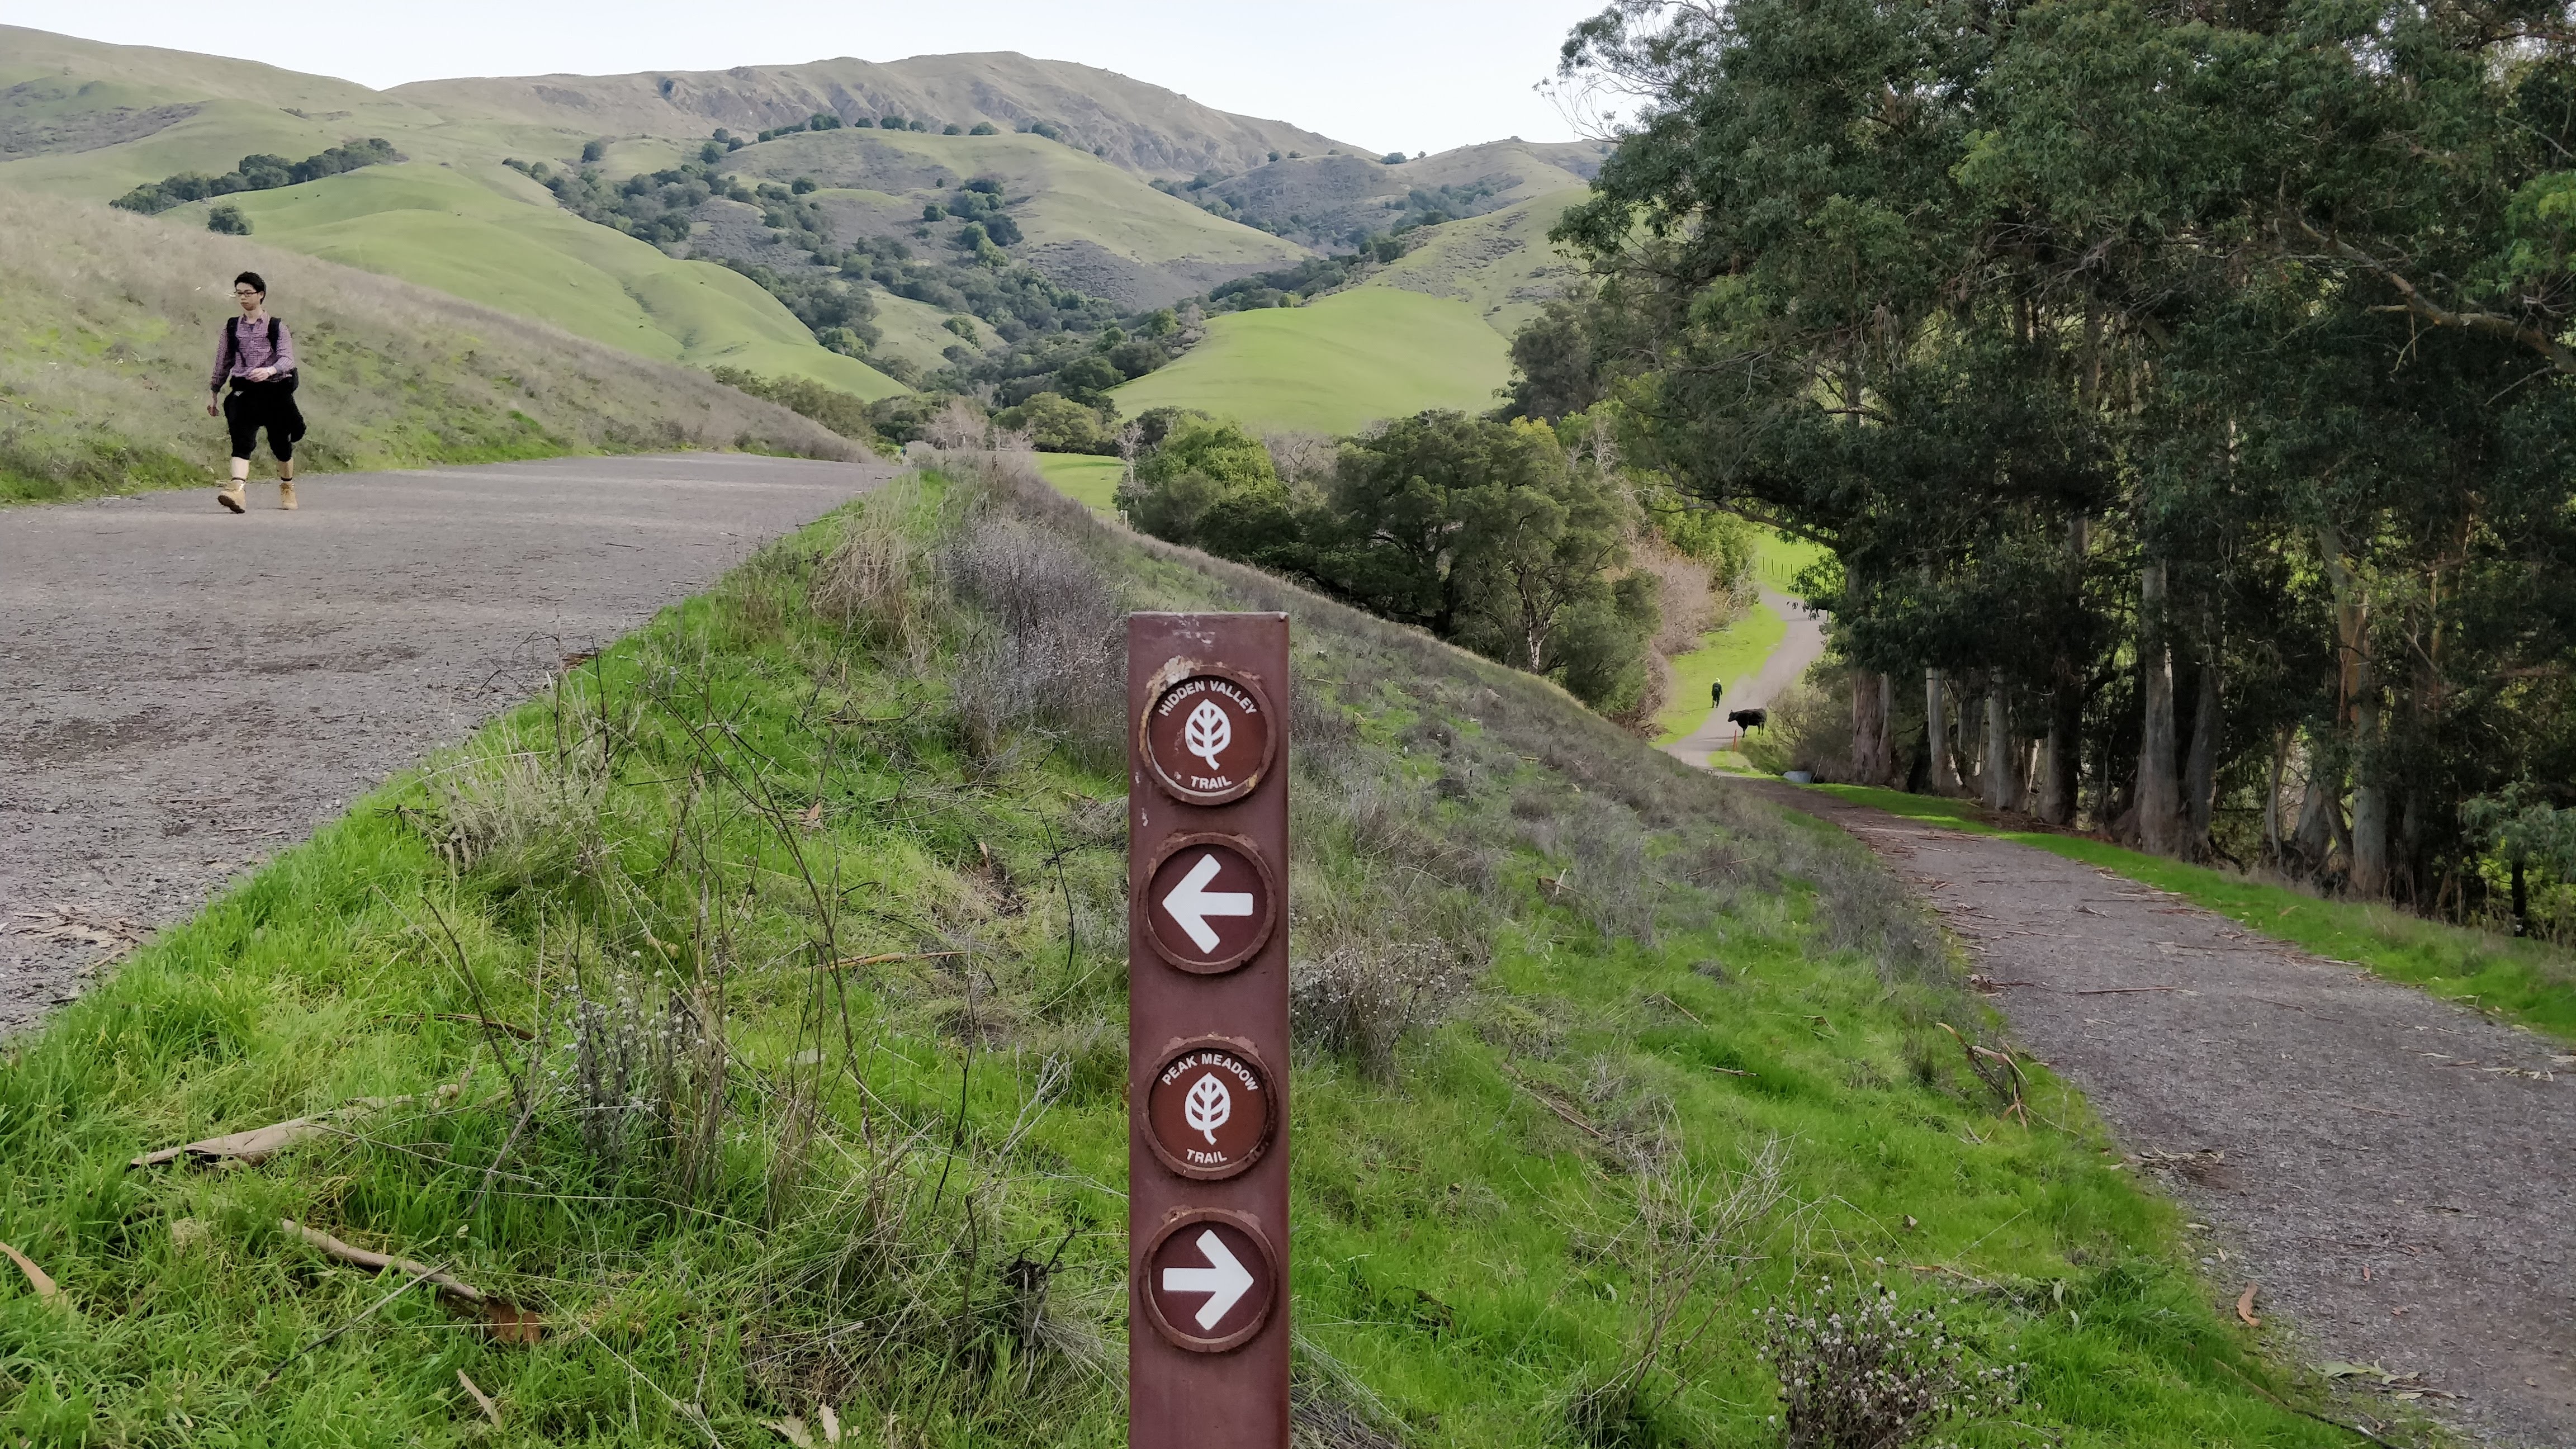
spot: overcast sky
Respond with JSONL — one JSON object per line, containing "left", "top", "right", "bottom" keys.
{"left": 3, "top": 1, "right": 1611, "bottom": 155}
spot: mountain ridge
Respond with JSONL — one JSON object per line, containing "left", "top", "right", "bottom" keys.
{"left": 389, "top": 51, "right": 1358, "bottom": 181}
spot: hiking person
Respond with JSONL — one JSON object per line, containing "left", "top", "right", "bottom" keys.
{"left": 206, "top": 271, "right": 304, "bottom": 513}
{"left": 1710, "top": 679, "right": 1723, "bottom": 711}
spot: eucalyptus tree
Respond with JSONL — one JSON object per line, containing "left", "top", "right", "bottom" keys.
{"left": 1554, "top": 0, "right": 2576, "bottom": 908}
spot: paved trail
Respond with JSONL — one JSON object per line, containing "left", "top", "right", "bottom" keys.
{"left": 1667, "top": 588, "right": 1827, "bottom": 770}
{"left": 1729, "top": 780, "right": 2576, "bottom": 1447}
{"left": 0, "top": 453, "right": 894, "bottom": 1033}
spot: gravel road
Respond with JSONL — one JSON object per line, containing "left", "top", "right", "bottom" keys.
{"left": 1668, "top": 588, "right": 1827, "bottom": 770}
{"left": 1736, "top": 780, "right": 2576, "bottom": 1448}
{"left": 0, "top": 453, "right": 894, "bottom": 1033}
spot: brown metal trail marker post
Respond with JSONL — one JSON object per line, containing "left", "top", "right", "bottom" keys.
{"left": 1128, "top": 612, "right": 1290, "bottom": 1449}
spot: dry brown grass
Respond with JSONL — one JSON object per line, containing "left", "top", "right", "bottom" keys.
{"left": 0, "top": 200, "right": 858, "bottom": 502}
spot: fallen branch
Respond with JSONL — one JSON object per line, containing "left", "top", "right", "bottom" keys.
{"left": 0, "top": 1242, "right": 61, "bottom": 1305}
{"left": 133, "top": 1077, "right": 471, "bottom": 1168}
{"left": 827, "top": 949, "right": 965, "bottom": 974}
{"left": 2237, "top": 1281, "right": 2262, "bottom": 1328}
{"left": 1500, "top": 1066, "right": 1612, "bottom": 1143}
{"left": 132, "top": 1117, "right": 333, "bottom": 1168}
{"left": 457, "top": 1369, "right": 501, "bottom": 1426}
{"left": 281, "top": 1218, "right": 541, "bottom": 1344}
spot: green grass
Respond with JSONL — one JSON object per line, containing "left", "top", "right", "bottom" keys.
{"left": 1815, "top": 784, "right": 2576, "bottom": 1044}
{"left": 170, "top": 165, "right": 903, "bottom": 400}
{"left": 1112, "top": 288, "right": 1513, "bottom": 435}
{"left": 1654, "top": 596, "right": 1787, "bottom": 745}
{"left": 1367, "top": 188, "right": 1588, "bottom": 338}
{"left": 1753, "top": 528, "right": 1832, "bottom": 591}
{"left": 1033, "top": 452, "right": 1124, "bottom": 513}
{"left": 0, "top": 200, "right": 854, "bottom": 504}
{"left": 0, "top": 457, "right": 2377, "bottom": 1446}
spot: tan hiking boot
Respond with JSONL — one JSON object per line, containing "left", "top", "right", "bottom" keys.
{"left": 217, "top": 483, "right": 246, "bottom": 514}
{"left": 278, "top": 481, "right": 297, "bottom": 511}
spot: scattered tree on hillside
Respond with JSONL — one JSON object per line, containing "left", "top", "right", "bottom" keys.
{"left": 580, "top": 139, "right": 608, "bottom": 163}
{"left": 113, "top": 139, "right": 402, "bottom": 214}
{"left": 205, "top": 205, "right": 250, "bottom": 235}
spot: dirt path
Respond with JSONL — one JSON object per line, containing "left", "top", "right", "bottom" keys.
{"left": 1667, "top": 588, "right": 1826, "bottom": 770}
{"left": 0, "top": 453, "right": 894, "bottom": 1033}
{"left": 1725, "top": 781, "right": 2576, "bottom": 1446}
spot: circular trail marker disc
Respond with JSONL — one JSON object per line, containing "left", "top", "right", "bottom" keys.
{"left": 1140, "top": 1210, "right": 1280, "bottom": 1353}
{"left": 1145, "top": 1039, "right": 1276, "bottom": 1180}
{"left": 1142, "top": 835, "right": 1277, "bottom": 973}
{"left": 1141, "top": 669, "right": 1275, "bottom": 806}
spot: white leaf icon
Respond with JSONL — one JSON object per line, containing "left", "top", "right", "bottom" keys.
{"left": 1184, "top": 1072, "right": 1232, "bottom": 1144}
{"left": 1185, "top": 699, "right": 1233, "bottom": 774}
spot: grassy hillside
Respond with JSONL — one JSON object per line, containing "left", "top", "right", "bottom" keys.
{"left": 160, "top": 163, "right": 903, "bottom": 397}
{"left": 1207, "top": 139, "right": 1609, "bottom": 250}
{"left": 1367, "top": 188, "right": 1589, "bottom": 337}
{"left": 1111, "top": 288, "right": 1512, "bottom": 434}
{"left": 729, "top": 128, "right": 1310, "bottom": 308}
{"left": 387, "top": 51, "right": 1353, "bottom": 180}
{"left": 0, "top": 29, "right": 906, "bottom": 397}
{"left": 0, "top": 453, "right": 2369, "bottom": 1446}
{"left": 0, "top": 201, "right": 855, "bottom": 503}
{"left": 1034, "top": 451, "right": 1124, "bottom": 512}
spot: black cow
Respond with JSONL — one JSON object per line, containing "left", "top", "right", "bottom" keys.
{"left": 1727, "top": 708, "right": 1768, "bottom": 732}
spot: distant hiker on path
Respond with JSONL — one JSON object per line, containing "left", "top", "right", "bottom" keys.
{"left": 1710, "top": 679, "right": 1723, "bottom": 709}
{"left": 207, "top": 271, "right": 303, "bottom": 513}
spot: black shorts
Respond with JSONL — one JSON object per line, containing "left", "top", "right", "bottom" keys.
{"left": 223, "top": 379, "right": 305, "bottom": 462}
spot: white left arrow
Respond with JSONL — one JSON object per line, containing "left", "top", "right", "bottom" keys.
{"left": 1161, "top": 1229, "right": 1255, "bottom": 1330}
{"left": 1161, "top": 853, "right": 1252, "bottom": 952}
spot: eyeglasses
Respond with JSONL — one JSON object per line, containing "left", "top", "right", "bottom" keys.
{"left": 233, "top": 287, "right": 261, "bottom": 296}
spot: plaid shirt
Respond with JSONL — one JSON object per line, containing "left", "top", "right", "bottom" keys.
{"left": 210, "top": 316, "right": 296, "bottom": 392}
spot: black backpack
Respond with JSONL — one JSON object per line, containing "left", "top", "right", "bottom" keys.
{"left": 222, "top": 316, "right": 298, "bottom": 392}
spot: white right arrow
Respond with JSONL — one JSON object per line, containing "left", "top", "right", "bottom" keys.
{"left": 1161, "top": 1229, "right": 1255, "bottom": 1330}
{"left": 1160, "top": 853, "right": 1252, "bottom": 953}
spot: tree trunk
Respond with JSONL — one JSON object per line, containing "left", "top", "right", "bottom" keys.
{"left": 1925, "top": 669, "right": 1957, "bottom": 794}
{"left": 1985, "top": 676, "right": 2013, "bottom": 812}
{"left": 2182, "top": 654, "right": 2220, "bottom": 856}
{"left": 2262, "top": 727, "right": 2289, "bottom": 868}
{"left": 2350, "top": 689, "right": 2389, "bottom": 897}
{"left": 1850, "top": 667, "right": 1891, "bottom": 785}
{"left": 2291, "top": 741, "right": 2339, "bottom": 879}
{"left": 2041, "top": 722, "right": 2070, "bottom": 825}
{"left": 2134, "top": 562, "right": 2182, "bottom": 854}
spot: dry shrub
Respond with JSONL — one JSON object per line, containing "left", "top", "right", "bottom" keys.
{"left": 921, "top": 395, "right": 993, "bottom": 451}
{"left": 1760, "top": 1281, "right": 2022, "bottom": 1449}
{"left": 1557, "top": 794, "right": 1662, "bottom": 948}
{"left": 1743, "top": 664, "right": 1857, "bottom": 780}
{"left": 1265, "top": 430, "right": 1338, "bottom": 495}
{"left": 940, "top": 484, "right": 1124, "bottom": 768}
{"left": 415, "top": 740, "right": 605, "bottom": 890}
{"left": 1291, "top": 937, "right": 1481, "bottom": 1081}
{"left": 816, "top": 478, "right": 931, "bottom": 660}
{"left": 1568, "top": 1138, "right": 1792, "bottom": 1443}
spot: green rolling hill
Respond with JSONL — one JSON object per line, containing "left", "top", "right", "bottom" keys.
{"left": 1368, "top": 187, "right": 1589, "bottom": 338}
{"left": 0, "top": 200, "right": 854, "bottom": 503}
{"left": 1112, "top": 287, "right": 1512, "bottom": 435}
{"left": 1, "top": 24, "right": 1593, "bottom": 439}
{"left": 385, "top": 51, "right": 1350, "bottom": 180}
{"left": 151, "top": 162, "right": 904, "bottom": 396}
